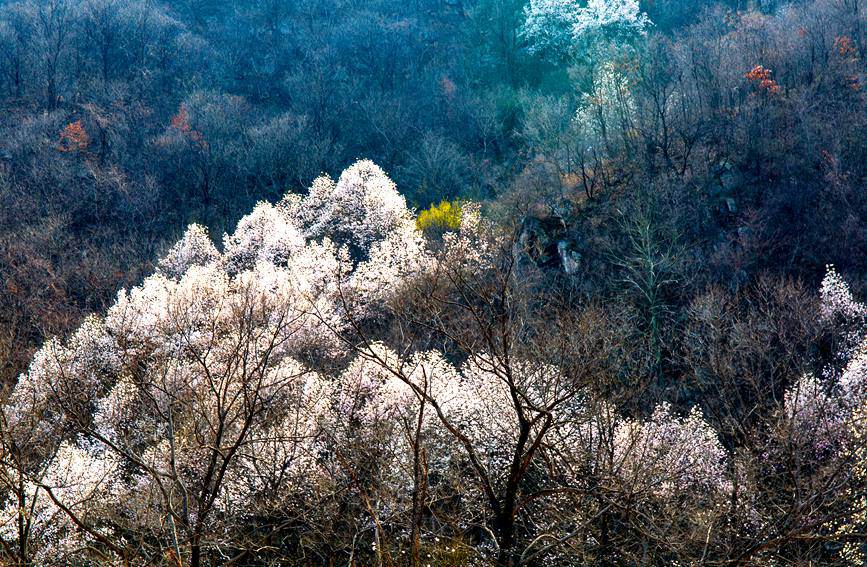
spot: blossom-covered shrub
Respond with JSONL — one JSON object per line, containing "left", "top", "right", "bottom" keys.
{"left": 572, "top": 0, "right": 651, "bottom": 44}
{"left": 4, "top": 159, "right": 863, "bottom": 565}
{"left": 837, "top": 401, "right": 867, "bottom": 565}
{"left": 6, "top": 317, "right": 121, "bottom": 458}
{"left": 779, "top": 374, "right": 846, "bottom": 459}
{"left": 290, "top": 160, "right": 419, "bottom": 262}
{"left": 221, "top": 201, "right": 306, "bottom": 274}
{"left": 821, "top": 265, "right": 867, "bottom": 361}
{"left": 157, "top": 224, "right": 220, "bottom": 280}
{"left": 0, "top": 441, "right": 119, "bottom": 564}
{"left": 612, "top": 404, "right": 730, "bottom": 498}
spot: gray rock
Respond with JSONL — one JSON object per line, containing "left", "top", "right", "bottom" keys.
{"left": 558, "top": 241, "right": 581, "bottom": 275}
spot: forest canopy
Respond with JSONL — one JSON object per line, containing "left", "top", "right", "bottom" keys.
{"left": 0, "top": 0, "right": 864, "bottom": 565}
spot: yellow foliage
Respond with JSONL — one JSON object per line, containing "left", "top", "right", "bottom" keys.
{"left": 416, "top": 200, "right": 462, "bottom": 234}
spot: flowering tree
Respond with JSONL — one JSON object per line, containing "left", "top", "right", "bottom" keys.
{"left": 822, "top": 270, "right": 867, "bottom": 563}
{"left": 521, "top": 0, "right": 650, "bottom": 62}
{"left": 289, "top": 160, "right": 421, "bottom": 262}
{"left": 0, "top": 160, "right": 427, "bottom": 565}
{"left": 837, "top": 400, "right": 867, "bottom": 564}
{"left": 520, "top": 0, "right": 580, "bottom": 61}
{"left": 573, "top": 58, "right": 639, "bottom": 165}
{"left": 337, "top": 220, "right": 736, "bottom": 564}
{"left": 157, "top": 223, "right": 220, "bottom": 280}
{"left": 572, "top": 0, "right": 651, "bottom": 45}
{"left": 732, "top": 268, "right": 867, "bottom": 564}
{"left": 6, "top": 180, "right": 734, "bottom": 563}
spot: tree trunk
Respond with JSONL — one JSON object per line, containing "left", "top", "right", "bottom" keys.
{"left": 190, "top": 536, "right": 201, "bottom": 567}
{"left": 494, "top": 509, "right": 517, "bottom": 566}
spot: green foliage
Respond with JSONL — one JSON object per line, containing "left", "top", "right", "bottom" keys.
{"left": 416, "top": 200, "right": 463, "bottom": 235}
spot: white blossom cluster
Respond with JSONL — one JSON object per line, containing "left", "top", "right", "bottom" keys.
{"left": 815, "top": 267, "right": 866, "bottom": 406}
{"left": 777, "top": 269, "right": 867, "bottom": 459}
{"left": 839, "top": 339, "right": 867, "bottom": 402}
{"left": 612, "top": 404, "right": 730, "bottom": 498}
{"left": 333, "top": 347, "right": 731, "bottom": 521}
{"left": 0, "top": 441, "right": 120, "bottom": 564}
{"left": 573, "top": 59, "right": 637, "bottom": 143}
{"left": 157, "top": 223, "right": 221, "bottom": 280}
{"left": 820, "top": 265, "right": 867, "bottom": 323}
{"left": 1, "top": 161, "right": 437, "bottom": 559}
{"left": 838, "top": 401, "right": 867, "bottom": 564}
{"left": 521, "top": 0, "right": 650, "bottom": 60}
{"left": 6, "top": 316, "right": 121, "bottom": 457}
{"left": 820, "top": 265, "right": 867, "bottom": 365}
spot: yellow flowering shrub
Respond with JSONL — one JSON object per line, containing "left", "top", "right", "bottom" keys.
{"left": 416, "top": 200, "right": 462, "bottom": 235}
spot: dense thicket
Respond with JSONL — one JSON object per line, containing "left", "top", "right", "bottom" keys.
{"left": 0, "top": 0, "right": 864, "bottom": 564}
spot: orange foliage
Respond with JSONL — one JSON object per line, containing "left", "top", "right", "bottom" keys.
{"left": 170, "top": 104, "right": 206, "bottom": 147}
{"left": 745, "top": 65, "right": 781, "bottom": 95}
{"left": 170, "top": 104, "right": 192, "bottom": 132}
{"left": 834, "top": 36, "right": 855, "bottom": 57}
{"left": 57, "top": 120, "right": 90, "bottom": 153}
